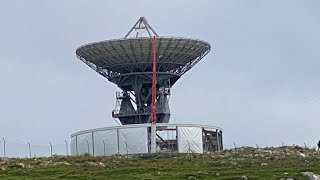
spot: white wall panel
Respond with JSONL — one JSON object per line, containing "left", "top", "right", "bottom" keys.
{"left": 118, "top": 127, "right": 148, "bottom": 154}
{"left": 93, "top": 130, "right": 118, "bottom": 156}
{"left": 76, "top": 132, "right": 93, "bottom": 155}
{"left": 177, "top": 127, "right": 203, "bottom": 153}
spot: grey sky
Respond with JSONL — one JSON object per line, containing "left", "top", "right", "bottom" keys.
{"left": 1, "top": 0, "right": 320, "bottom": 150}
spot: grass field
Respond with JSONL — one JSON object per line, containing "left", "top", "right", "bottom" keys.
{"left": 0, "top": 146, "right": 319, "bottom": 179}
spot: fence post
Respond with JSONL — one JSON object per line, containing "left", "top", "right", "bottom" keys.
{"left": 124, "top": 141, "right": 128, "bottom": 156}
{"left": 103, "top": 141, "right": 106, "bottom": 156}
{"left": 2, "top": 138, "right": 6, "bottom": 158}
{"left": 49, "top": 142, "right": 53, "bottom": 157}
{"left": 117, "top": 129, "right": 120, "bottom": 154}
{"left": 85, "top": 140, "right": 90, "bottom": 155}
{"left": 280, "top": 143, "right": 284, "bottom": 166}
{"left": 28, "top": 142, "right": 32, "bottom": 159}
{"left": 65, "top": 140, "right": 68, "bottom": 156}
{"left": 216, "top": 129, "right": 219, "bottom": 151}
{"left": 220, "top": 131, "right": 223, "bottom": 150}
{"left": 171, "top": 143, "right": 174, "bottom": 156}
{"left": 303, "top": 143, "right": 308, "bottom": 158}
{"left": 187, "top": 141, "right": 192, "bottom": 154}
{"left": 76, "top": 135, "right": 78, "bottom": 155}
{"left": 92, "top": 132, "right": 95, "bottom": 157}
{"left": 233, "top": 142, "right": 237, "bottom": 163}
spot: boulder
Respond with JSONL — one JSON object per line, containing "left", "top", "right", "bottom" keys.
{"left": 302, "top": 172, "right": 320, "bottom": 180}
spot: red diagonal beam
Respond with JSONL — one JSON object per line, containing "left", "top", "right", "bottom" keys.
{"left": 151, "top": 36, "right": 157, "bottom": 124}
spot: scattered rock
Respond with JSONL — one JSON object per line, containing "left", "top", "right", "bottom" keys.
{"left": 240, "top": 175, "right": 248, "bottom": 180}
{"left": 187, "top": 175, "right": 197, "bottom": 179}
{"left": 99, "top": 162, "right": 105, "bottom": 167}
{"left": 9, "top": 163, "right": 25, "bottom": 169}
{"left": 52, "top": 162, "right": 71, "bottom": 166}
{"left": 87, "top": 162, "right": 99, "bottom": 166}
{"left": 286, "top": 178, "right": 294, "bottom": 180}
{"left": 26, "top": 165, "right": 34, "bottom": 169}
{"left": 42, "top": 160, "right": 71, "bottom": 166}
{"left": 215, "top": 172, "right": 220, "bottom": 176}
{"left": 283, "top": 172, "right": 289, "bottom": 175}
{"left": 43, "top": 160, "right": 52, "bottom": 166}
{"left": 302, "top": 172, "right": 320, "bottom": 180}
{"left": 298, "top": 152, "right": 306, "bottom": 158}
{"left": 261, "top": 163, "right": 268, "bottom": 166}
{"left": 0, "top": 167, "right": 6, "bottom": 171}
{"left": 87, "top": 161, "right": 105, "bottom": 167}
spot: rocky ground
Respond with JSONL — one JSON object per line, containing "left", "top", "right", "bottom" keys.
{"left": 0, "top": 146, "right": 320, "bottom": 179}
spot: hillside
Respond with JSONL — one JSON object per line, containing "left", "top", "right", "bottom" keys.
{"left": 0, "top": 146, "right": 319, "bottom": 179}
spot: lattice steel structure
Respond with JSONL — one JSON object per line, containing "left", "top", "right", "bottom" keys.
{"left": 76, "top": 17, "right": 211, "bottom": 125}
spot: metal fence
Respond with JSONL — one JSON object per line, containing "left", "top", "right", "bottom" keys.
{"left": 0, "top": 124, "right": 223, "bottom": 158}
{"left": 0, "top": 139, "right": 69, "bottom": 158}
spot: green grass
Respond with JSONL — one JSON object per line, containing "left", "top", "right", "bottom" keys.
{"left": 0, "top": 147, "right": 319, "bottom": 179}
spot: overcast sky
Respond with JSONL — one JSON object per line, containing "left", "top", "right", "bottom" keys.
{"left": 1, "top": 0, "right": 320, "bottom": 151}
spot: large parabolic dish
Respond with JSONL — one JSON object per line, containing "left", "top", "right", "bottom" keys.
{"left": 76, "top": 17, "right": 211, "bottom": 125}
